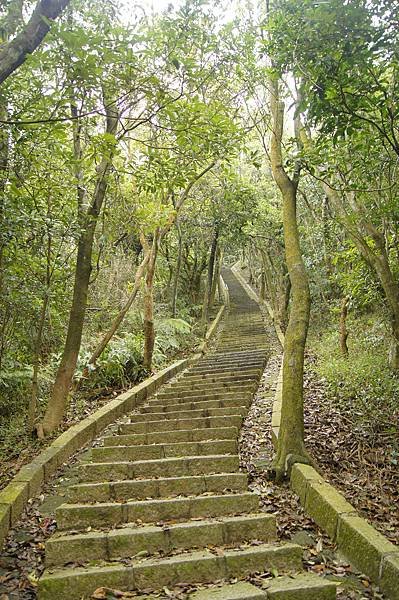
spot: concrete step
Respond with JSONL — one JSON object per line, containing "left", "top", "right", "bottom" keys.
{"left": 103, "top": 426, "right": 238, "bottom": 447}
{"left": 56, "top": 491, "right": 260, "bottom": 530}
{"left": 127, "top": 407, "right": 246, "bottom": 422}
{"left": 180, "top": 371, "right": 261, "bottom": 383}
{"left": 190, "top": 582, "right": 266, "bottom": 600}
{"left": 150, "top": 394, "right": 251, "bottom": 407}
{"left": 263, "top": 574, "right": 337, "bottom": 599}
{"left": 146, "top": 398, "right": 250, "bottom": 413}
{"left": 189, "top": 366, "right": 263, "bottom": 375}
{"left": 67, "top": 472, "right": 248, "bottom": 503}
{"left": 165, "top": 378, "right": 258, "bottom": 391}
{"left": 78, "top": 454, "right": 240, "bottom": 481}
{"left": 38, "top": 542, "right": 303, "bottom": 600}
{"left": 46, "top": 512, "right": 276, "bottom": 566}
{"left": 155, "top": 388, "right": 254, "bottom": 400}
{"left": 119, "top": 414, "right": 243, "bottom": 433}
{"left": 189, "top": 574, "right": 336, "bottom": 599}
{"left": 91, "top": 439, "right": 237, "bottom": 462}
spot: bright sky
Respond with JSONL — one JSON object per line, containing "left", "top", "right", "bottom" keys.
{"left": 119, "top": 0, "right": 239, "bottom": 25}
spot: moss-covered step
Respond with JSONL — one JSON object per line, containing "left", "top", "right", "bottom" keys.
{"left": 179, "top": 372, "right": 261, "bottom": 384}
{"left": 90, "top": 439, "right": 237, "bottom": 462}
{"left": 78, "top": 454, "right": 240, "bottom": 482}
{"left": 146, "top": 398, "right": 251, "bottom": 412}
{"left": 160, "top": 379, "right": 257, "bottom": 392}
{"left": 56, "top": 491, "right": 260, "bottom": 530}
{"left": 156, "top": 379, "right": 256, "bottom": 398}
{"left": 188, "top": 366, "right": 263, "bottom": 376}
{"left": 127, "top": 407, "right": 246, "bottom": 422}
{"left": 152, "top": 388, "right": 253, "bottom": 408}
{"left": 263, "top": 573, "right": 336, "bottom": 599}
{"left": 67, "top": 472, "right": 248, "bottom": 503}
{"left": 46, "top": 512, "right": 277, "bottom": 566}
{"left": 190, "top": 358, "right": 264, "bottom": 367}
{"left": 103, "top": 426, "right": 238, "bottom": 447}
{"left": 119, "top": 415, "right": 243, "bottom": 434}
{"left": 38, "top": 543, "right": 302, "bottom": 600}
{"left": 190, "top": 582, "right": 267, "bottom": 599}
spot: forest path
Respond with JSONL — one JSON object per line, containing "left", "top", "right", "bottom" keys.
{"left": 37, "top": 270, "right": 336, "bottom": 599}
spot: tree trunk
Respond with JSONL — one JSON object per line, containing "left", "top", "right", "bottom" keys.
{"left": 87, "top": 251, "right": 149, "bottom": 367}
{"left": 201, "top": 230, "right": 218, "bottom": 328}
{"left": 269, "top": 77, "right": 311, "bottom": 481}
{"left": 0, "top": 0, "right": 71, "bottom": 86}
{"left": 143, "top": 232, "right": 159, "bottom": 371}
{"left": 209, "top": 245, "right": 222, "bottom": 309}
{"left": 340, "top": 296, "right": 349, "bottom": 356}
{"left": 259, "top": 271, "right": 266, "bottom": 301}
{"left": 38, "top": 102, "right": 118, "bottom": 436}
{"left": 28, "top": 292, "right": 48, "bottom": 431}
{"left": 171, "top": 222, "right": 182, "bottom": 318}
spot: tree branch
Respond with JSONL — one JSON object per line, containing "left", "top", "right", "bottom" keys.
{"left": 0, "top": 0, "right": 71, "bottom": 86}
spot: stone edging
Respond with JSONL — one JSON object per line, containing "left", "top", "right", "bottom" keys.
{"left": 0, "top": 304, "right": 226, "bottom": 550}
{"left": 232, "top": 261, "right": 399, "bottom": 599}
{"left": 291, "top": 464, "right": 399, "bottom": 599}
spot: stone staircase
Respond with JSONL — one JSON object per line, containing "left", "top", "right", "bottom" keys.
{"left": 38, "top": 270, "right": 336, "bottom": 599}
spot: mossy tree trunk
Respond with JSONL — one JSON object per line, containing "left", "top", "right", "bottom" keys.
{"left": 38, "top": 101, "right": 119, "bottom": 436}
{"left": 340, "top": 296, "right": 349, "bottom": 356}
{"left": 269, "top": 77, "right": 311, "bottom": 481}
{"left": 171, "top": 221, "right": 182, "bottom": 318}
{"left": 143, "top": 230, "right": 160, "bottom": 371}
{"left": 201, "top": 229, "right": 219, "bottom": 328}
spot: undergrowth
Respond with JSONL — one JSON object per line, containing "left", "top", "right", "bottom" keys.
{"left": 0, "top": 309, "right": 203, "bottom": 475}
{"left": 309, "top": 310, "right": 399, "bottom": 443}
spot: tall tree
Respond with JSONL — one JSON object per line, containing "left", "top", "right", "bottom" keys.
{"left": 269, "top": 77, "right": 311, "bottom": 480}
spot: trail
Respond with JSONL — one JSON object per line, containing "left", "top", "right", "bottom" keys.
{"left": 37, "top": 270, "right": 336, "bottom": 599}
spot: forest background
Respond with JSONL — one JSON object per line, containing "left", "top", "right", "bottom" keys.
{"left": 0, "top": 0, "right": 397, "bottom": 528}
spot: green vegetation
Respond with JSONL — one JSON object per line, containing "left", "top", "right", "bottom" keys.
{"left": 0, "top": 0, "right": 398, "bottom": 483}
{"left": 311, "top": 311, "right": 399, "bottom": 439}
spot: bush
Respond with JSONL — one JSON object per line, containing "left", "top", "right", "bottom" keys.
{"left": 0, "top": 363, "right": 32, "bottom": 420}
{"left": 93, "top": 333, "right": 145, "bottom": 388}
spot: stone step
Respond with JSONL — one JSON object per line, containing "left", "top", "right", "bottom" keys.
{"left": 155, "top": 387, "right": 254, "bottom": 400}
{"left": 119, "top": 415, "right": 243, "bottom": 433}
{"left": 146, "top": 398, "right": 250, "bottom": 413}
{"left": 192, "top": 359, "right": 265, "bottom": 369}
{"left": 179, "top": 370, "right": 260, "bottom": 382}
{"left": 263, "top": 574, "right": 337, "bottom": 599}
{"left": 38, "top": 542, "right": 303, "bottom": 600}
{"left": 190, "top": 362, "right": 263, "bottom": 375}
{"left": 56, "top": 491, "right": 260, "bottom": 530}
{"left": 149, "top": 393, "right": 251, "bottom": 406}
{"left": 189, "top": 574, "right": 336, "bottom": 599}
{"left": 91, "top": 439, "right": 237, "bottom": 462}
{"left": 127, "top": 407, "right": 246, "bottom": 422}
{"left": 78, "top": 454, "right": 240, "bottom": 481}
{"left": 190, "top": 582, "right": 266, "bottom": 600}
{"left": 103, "top": 426, "right": 238, "bottom": 447}
{"left": 46, "top": 513, "right": 276, "bottom": 566}
{"left": 67, "top": 472, "right": 248, "bottom": 503}
{"left": 159, "top": 383, "right": 256, "bottom": 395}
{"left": 189, "top": 365, "right": 263, "bottom": 375}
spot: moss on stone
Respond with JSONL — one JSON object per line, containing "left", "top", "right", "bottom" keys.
{"left": 305, "top": 481, "right": 355, "bottom": 539}
{"left": 337, "top": 514, "right": 396, "bottom": 581}
{"left": 380, "top": 552, "right": 399, "bottom": 600}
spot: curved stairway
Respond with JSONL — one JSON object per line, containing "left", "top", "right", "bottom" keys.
{"left": 38, "top": 270, "right": 336, "bottom": 599}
